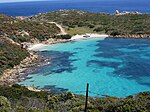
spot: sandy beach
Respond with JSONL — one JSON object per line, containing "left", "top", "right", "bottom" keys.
{"left": 71, "top": 34, "right": 109, "bottom": 40}
{"left": 28, "top": 44, "right": 47, "bottom": 51}
{"left": 28, "top": 34, "right": 109, "bottom": 50}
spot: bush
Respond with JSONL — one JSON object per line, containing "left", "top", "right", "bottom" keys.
{"left": 33, "top": 10, "right": 150, "bottom": 37}
{"left": 0, "top": 96, "right": 11, "bottom": 112}
{"left": 52, "top": 34, "right": 71, "bottom": 39}
{"left": 93, "top": 27, "right": 104, "bottom": 32}
{"left": 0, "top": 37, "right": 29, "bottom": 75}
{"left": 88, "top": 24, "right": 95, "bottom": 28}
{"left": 110, "top": 31, "right": 121, "bottom": 36}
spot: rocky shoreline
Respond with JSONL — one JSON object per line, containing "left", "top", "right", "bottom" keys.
{"left": 112, "top": 34, "right": 150, "bottom": 38}
{"left": 0, "top": 36, "right": 73, "bottom": 84}
{"left": 0, "top": 53, "right": 49, "bottom": 86}
{"left": 0, "top": 37, "right": 72, "bottom": 87}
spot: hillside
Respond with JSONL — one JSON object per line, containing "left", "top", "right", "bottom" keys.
{"left": 0, "top": 84, "right": 150, "bottom": 112}
{"left": 0, "top": 14, "right": 62, "bottom": 43}
{"left": 0, "top": 14, "right": 63, "bottom": 76}
{"left": 0, "top": 36, "right": 29, "bottom": 76}
{"left": 31, "top": 10, "right": 150, "bottom": 37}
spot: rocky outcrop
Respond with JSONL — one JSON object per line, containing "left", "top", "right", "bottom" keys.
{"left": 0, "top": 55, "right": 43, "bottom": 86}
{"left": 112, "top": 34, "right": 150, "bottom": 38}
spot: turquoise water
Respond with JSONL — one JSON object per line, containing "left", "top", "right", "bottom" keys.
{"left": 19, "top": 38, "right": 150, "bottom": 98}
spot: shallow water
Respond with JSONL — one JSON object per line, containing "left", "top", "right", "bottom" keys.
{"left": 18, "top": 38, "right": 150, "bottom": 97}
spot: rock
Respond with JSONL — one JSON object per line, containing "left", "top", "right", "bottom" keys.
{"left": 0, "top": 55, "right": 42, "bottom": 86}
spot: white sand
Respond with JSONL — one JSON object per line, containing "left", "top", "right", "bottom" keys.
{"left": 71, "top": 33, "right": 109, "bottom": 40}
{"left": 28, "top": 34, "right": 109, "bottom": 50}
{"left": 28, "top": 43, "right": 47, "bottom": 51}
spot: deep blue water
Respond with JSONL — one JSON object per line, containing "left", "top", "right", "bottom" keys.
{"left": 0, "top": 0, "right": 150, "bottom": 16}
{"left": 19, "top": 38, "right": 150, "bottom": 98}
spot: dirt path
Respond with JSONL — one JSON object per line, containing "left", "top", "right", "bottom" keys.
{"left": 48, "top": 22, "right": 67, "bottom": 35}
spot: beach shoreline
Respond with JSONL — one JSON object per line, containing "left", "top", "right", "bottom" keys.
{"left": 28, "top": 33, "right": 150, "bottom": 51}
{"left": 1, "top": 32, "right": 149, "bottom": 89}
{"left": 2, "top": 33, "right": 149, "bottom": 89}
{"left": 28, "top": 34, "right": 109, "bottom": 50}
{"left": 0, "top": 33, "right": 108, "bottom": 87}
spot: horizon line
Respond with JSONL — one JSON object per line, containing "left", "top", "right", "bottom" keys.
{"left": 0, "top": 0, "right": 62, "bottom": 3}
{"left": 0, "top": 0, "right": 102, "bottom": 3}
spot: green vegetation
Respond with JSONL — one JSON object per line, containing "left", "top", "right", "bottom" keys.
{"left": 12, "top": 21, "right": 60, "bottom": 42}
{"left": 0, "top": 11, "right": 150, "bottom": 111}
{"left": 0, "top": 14, "right": 64, "bottom": 76}
{"left": 0, "top": 14, "right": 61, "bottom": 43}
{"left": 51, "top": 34, "right": 72, "bottom": 39}
{"left": 0, "top": 84, "right": 149, "bottom": 112}
{"left": 0, "top": 13, "right": 72, "bottom": 75}
{"left": 32, "top": 10, "right": 150, "bottom": 37}
{"left": 66, "top": 27, "right": 95, "bottom": 35}
{"left": 0, "top": 37, "right": 29, "bottom": 75}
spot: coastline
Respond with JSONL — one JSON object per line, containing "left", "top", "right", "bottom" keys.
{"left": 113, "top": 34, "right": 150, "bottom": 38}
{"left": 0, "top": 7, "right": 150, "bottom": 112}
{"left": 28, "top": 38, "right": 71, "bottom": 51}
{"left": 0, "top": 34, "right": 108, "bottom": 87}
{"left": 28, "top": 33, "right": 150, "bottom": 51}
{"left": 0, "top": 33, "right": 149, "bottom": 88}
{"left": 28, "top": 34, "right": 109, "bottom": 50}
{"left": 0, "top": 54, "right": 48, "bottom": 86}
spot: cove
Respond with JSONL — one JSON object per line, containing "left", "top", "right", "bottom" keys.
{"left": 18, "top": 37, "right": 150, "bottom": 98}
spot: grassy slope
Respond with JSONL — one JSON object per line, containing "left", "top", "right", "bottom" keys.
{"left": 32, "top": 10, "right": 150, "bottom": 36}
{"left": 0, "top": 84, "right": 149, "bottom": 112}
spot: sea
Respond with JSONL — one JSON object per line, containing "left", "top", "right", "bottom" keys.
{"left": 18, "top": 38, "right": 150, "bottom": 98}
{"left": 1, "top": 0, "right": 150, "bottom": 97}
{"left": 0, "top": 0, "right": 150, "bottom": 16}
